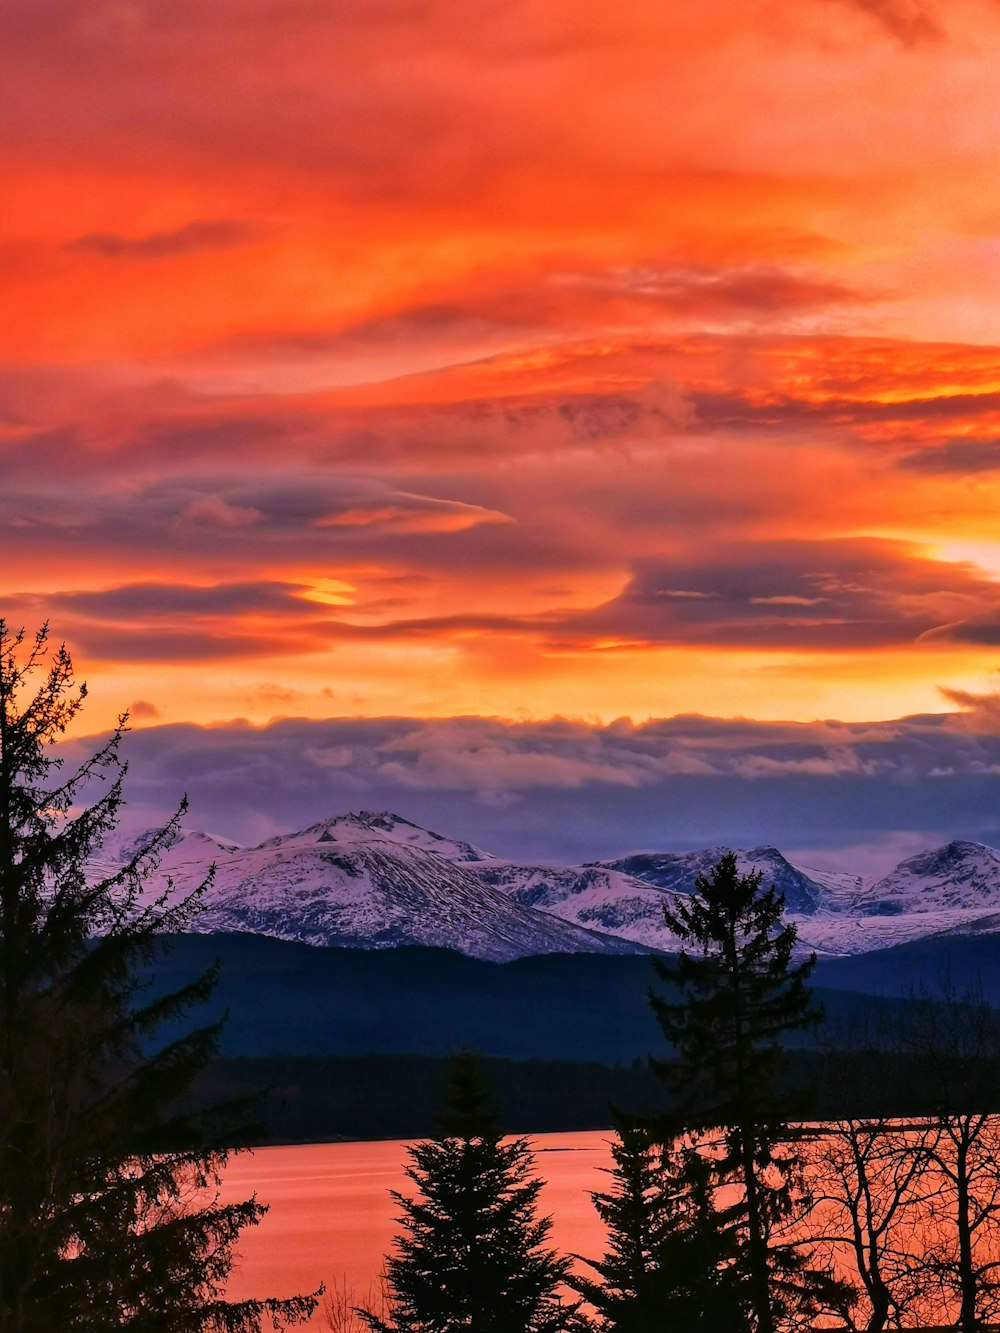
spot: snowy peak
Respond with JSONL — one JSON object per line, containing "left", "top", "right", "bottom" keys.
{"left": 259, "top": 810, "right": 495, "bottom": 863}
{"left": 167, "top": 829, "right": 243, "bottom": 860}
{"left": 861, "top": 840, "right": 1000, "bottom": 915}
{"left": 125, "top": 814, "right": 634, "bottom": 963}
{"left": 95, "top": 825, "right": 242, "bottom": 871}
{"left": 595, "top": 845, "right": 825, "bottom": 916}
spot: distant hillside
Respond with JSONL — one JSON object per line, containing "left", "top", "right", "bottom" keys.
{"left": 143, "top": 933, "right": 943, "bottom": 1064}
{"left": 814, "top": 932, "right": 1000, "bottom": 1002}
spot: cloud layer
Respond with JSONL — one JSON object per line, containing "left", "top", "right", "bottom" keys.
{"left": 6, "top": 0, "right": 1000, "bottom": 737}
{"left": 66, "top": 703, "right": 1000, "bottom": 871}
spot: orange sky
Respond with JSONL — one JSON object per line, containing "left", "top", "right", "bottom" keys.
{"left": 6, "top": 0, "right": 1000, "bottom": 732}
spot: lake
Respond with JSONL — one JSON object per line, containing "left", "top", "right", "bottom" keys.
{"left": 219, "top": 1131, "right": 615, "bottom": 1327}
{"left": 219, "top": 1124, "right": 1000, "bottom": 1331}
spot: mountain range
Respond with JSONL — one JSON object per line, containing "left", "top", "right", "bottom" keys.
{"left": 99, "top": 810, "right": 1000, "bottom": 964}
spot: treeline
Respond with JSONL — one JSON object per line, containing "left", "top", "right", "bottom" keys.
{"left": 193, "top": 1044, "right": 1000, "bottom": 1144}
{"left": 193, "top": 1054, "right": 668, "bottom": 1142}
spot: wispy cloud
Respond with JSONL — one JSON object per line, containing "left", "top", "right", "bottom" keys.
{"left": 67, "top": 219, "right": 262, "bottom": 260}
{"left": 826, "top": 0, "right": 945, "bottom": 44}
{"left": 896, "top": 438, "right": 1000, "bottom": 473}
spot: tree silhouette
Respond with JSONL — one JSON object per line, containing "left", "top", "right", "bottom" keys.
{"left": 0, "top": 623, "right": 317, "bottom": 1332}
{"left": 360, "top": 1052, "right": 575, "bottom": 1333}
{"left": 573, "top": 1120, "right": 745, "bottom": 1331}
{"left": 650, "top": 852, "right": 827, "bottom": 1333}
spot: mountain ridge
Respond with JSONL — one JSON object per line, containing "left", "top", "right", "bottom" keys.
{"left": 98, "top": 811, "right": 1000, "bottom": 962}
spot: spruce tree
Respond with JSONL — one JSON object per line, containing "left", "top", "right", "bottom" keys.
{"left": 0, "top": 622, "right": 317, "bottom": 1332}
{"left": 360, "top": 1052, "right": 575, "bottom": 1333}
{"left": 650, "top": 852, "right": 823, "bottom": 1333}
{"left": 573, "top": 1121, "right": 745, "bottom": 1333}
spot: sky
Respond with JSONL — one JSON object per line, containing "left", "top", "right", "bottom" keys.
{"left": 8, "top": 0, "right": 1000, "bottom": 866}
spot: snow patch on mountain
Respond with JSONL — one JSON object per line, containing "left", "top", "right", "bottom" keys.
{"left": 858, "top": 841, "right": 1000, "bottom": 915}
{"left": 473, "top": 861, "right": 687, "bottom": 951}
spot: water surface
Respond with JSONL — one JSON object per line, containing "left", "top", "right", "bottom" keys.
{"left": 219, "top": 1131, "right": 615, "bottom": 1326}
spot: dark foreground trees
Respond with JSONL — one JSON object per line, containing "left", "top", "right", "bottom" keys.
{"left": 0, "top": 623, "right": 316, "bottom": 1331}
{"left": 361, "top": 1052, "right": 576, "bottom": 1333}
{"left": 648, "top": 852, "right": 838, "bottom": 1333}
{"left": 572, "top": 1121, "right": 744, "bottom": 1332}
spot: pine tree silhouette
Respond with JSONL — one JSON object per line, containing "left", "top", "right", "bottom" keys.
{"left": 650, "top": 852, "right": 833, "bottom": 1333}
{"left": 573, "top": 1120, "right": 745, "bottom": 1332}
{"left": 360, "top": 1052, "right": 575, "bottom": 1333}
{"left": 0, "top": 623, "right": 317, "bottom": 1332}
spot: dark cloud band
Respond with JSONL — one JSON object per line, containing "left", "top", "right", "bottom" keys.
{"left": 59, "top": 706, "right": 1000, "bottom": 867}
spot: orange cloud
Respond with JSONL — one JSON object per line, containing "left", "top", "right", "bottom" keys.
{"left": 7, "top": 0, "right": 1000, "bottom": 730}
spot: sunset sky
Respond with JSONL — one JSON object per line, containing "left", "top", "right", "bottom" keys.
{"left": 8, "top": 0, "right": 1000, "bottom": 864}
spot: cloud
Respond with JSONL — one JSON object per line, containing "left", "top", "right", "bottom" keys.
{"left": 940, "top": 677, "right": 1000, "bottom": 730}
{"left": 314, "top": 492, "right": 512, "bottom": 535}
{"left": 377, "top": 718, "right": 650, "bottom": 793}
{"left": 896, "top": 438, "right": 1000, "bottom": 473}
{"left": 920, "top": 614, "right": 1000, "bottom": 646}
{"left": 5, "top": 580, "right": 349, "bottom": 663}
{"left": 826, "top": 0, "right": 945, "bottom": 44}
{"left": 219, "top": 262, "right": 866, "bottom": 369}
{"left": 691, "top": 385, "right": 1000, "bottom": 435}
{"left": 562, "top": 538, "right": 1000, "bottom": 650}
{"left": 178, "top": 496, "right": 263, "bottom": 528}
{"left": 66, "top": 628, "right": 309, "bottom": 663}
{"left": 61, "top": 708, "right": 1000, "bottom": 866}
{"left": 0, "top": 469, "right": 515, "bottom": 568}
{"left": 67, "top": 219, "right": 262, "bottom": 260}
{"left": 128, "top": 699, "right": 160, "bottom": 720}
{"left": 32, "top": 580, "right": 324, "bottom": 619}
{"left": 557, "top": 263, "right": 866, "bottom": 320}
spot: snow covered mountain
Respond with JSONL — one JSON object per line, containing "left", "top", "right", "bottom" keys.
{"left": 99, "top": 812, "right": 639, "bottom": 963}
{"left": 593, "top": 847, "right": 826, "bottom": 915}
{"left": 474, "top": 862, "right": 688, "bottom": 951}
{"left": 255, "top": 810, "right": 496, "bottom": 865}
{"left": 97, "top": 813, "right": 1000, "bottom": 962}
{"left": 860, "top": 841, "right": 1000, "bottom": 915}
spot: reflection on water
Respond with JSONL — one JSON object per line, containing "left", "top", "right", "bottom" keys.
{"left": 218, "top": 1131, "right": 615, "bottom": 1328}
{"left": 219, "top": 1121, "right": 1000, "bottom": 1330}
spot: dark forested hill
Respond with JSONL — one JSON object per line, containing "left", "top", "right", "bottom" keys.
{"left": 139, "top": 933, "right": 1000, "bottom": 1142}
{"left": 142, "top": 932, "right": 955, "bottom": 1063}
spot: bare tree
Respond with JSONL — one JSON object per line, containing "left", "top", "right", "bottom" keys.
{"left": 796, "top": 1115, "right": 936, "bottom": 1332}
{"left": 904, "top": 988, "right": 1000, "bottom": 1333}
{"left": 802, "top": 984, "right": 1000, "bottom": 1333}
{"left": 324, "top": 1272, "right": 392, "bottom": 1333}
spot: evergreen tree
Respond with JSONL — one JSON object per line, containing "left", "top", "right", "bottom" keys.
{"left": 0, "top": 623, "right": 317, "bottom": 1332}
{"left": 573, "top": 1120, "right": 746, "bottom": 1332}
{"left": 360, "top": 1052, "right": 575, "bottom": 1333}
{"left": 650, "top": 852, "right": 824, "bottom": 1333}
